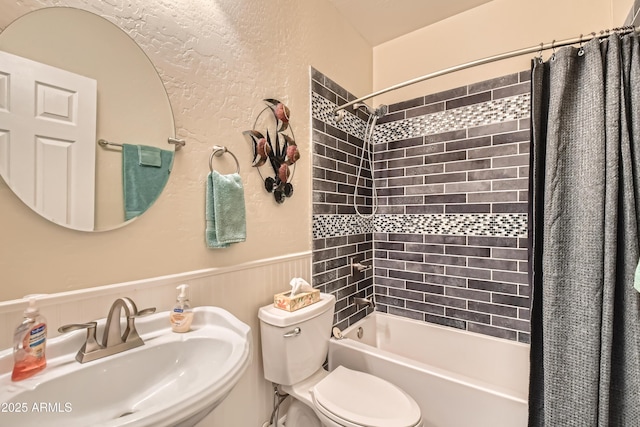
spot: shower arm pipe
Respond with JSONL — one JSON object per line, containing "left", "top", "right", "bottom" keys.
{"left": 333, "top": 26, "right": 637, "bottom": 115}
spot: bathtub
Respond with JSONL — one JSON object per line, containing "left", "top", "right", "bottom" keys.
{"left": 328, "top": 312, "right": 529, "bottom": 427}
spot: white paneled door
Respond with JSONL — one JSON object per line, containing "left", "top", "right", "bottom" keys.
{"left": 0, "top": 50, "right": 97, "bottom": 230}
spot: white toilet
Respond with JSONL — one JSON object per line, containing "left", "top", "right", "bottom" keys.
{"left": 259, "top": 293, "right": 422, "bottom": 427}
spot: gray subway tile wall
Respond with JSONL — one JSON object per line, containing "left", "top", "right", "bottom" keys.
{"left": 311, "top": 67, "right": 531, "bottom": 343}
{"left": 311, "top": 67, "right": 375, "bottom": 329}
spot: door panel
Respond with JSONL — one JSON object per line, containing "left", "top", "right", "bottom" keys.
{"left": 0, "top": 50, "right": 97, "bottom": 230}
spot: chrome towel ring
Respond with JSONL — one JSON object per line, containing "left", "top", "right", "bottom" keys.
{"left": 209, "top": 145, "right": 240, "bottom": 174}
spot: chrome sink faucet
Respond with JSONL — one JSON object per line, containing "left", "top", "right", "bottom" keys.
{"left": 58, "top": 297, "right": 156, "bottom": 363}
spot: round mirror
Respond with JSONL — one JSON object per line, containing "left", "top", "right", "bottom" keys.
{"left": 0, "top": 7, "right": 176, "bottom": 231}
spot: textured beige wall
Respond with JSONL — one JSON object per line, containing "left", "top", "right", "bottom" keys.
{"left": 2, "top": 0, "right": 635, "bottom": 300}
{"left": 0, "top": 0, "right": 372, "bottom": 300}
{"left": 613, "top": 0, "right": 636, "bottom": 24}
{"left": 373, "top": 0, "right": 634, "bottom": 106}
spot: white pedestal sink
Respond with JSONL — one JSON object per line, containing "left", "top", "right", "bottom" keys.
{"left": 0, "top": 306, "right": 252, "bottom": 427}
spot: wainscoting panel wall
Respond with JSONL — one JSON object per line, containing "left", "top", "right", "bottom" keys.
{"left": 0, "top": 253, "right": 311, "bottom": 426}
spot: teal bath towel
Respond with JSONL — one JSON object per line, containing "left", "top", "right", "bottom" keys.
{"left": 123, "top": 144, "right": 174, "bottom": 221}
{"left": 206, "top": 171, "right": 246, "bottom": 248}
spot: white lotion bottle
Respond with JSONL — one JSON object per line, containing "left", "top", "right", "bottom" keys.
{"left": 170, "top": 284, "right": 193, "bottom": 333}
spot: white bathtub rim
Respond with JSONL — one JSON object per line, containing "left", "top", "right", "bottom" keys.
{"left": 330, "top": 337, "right": 527, "bottom": 405}
{"left": 331, "top": 312, "right": 528, "bottom": 405}
{"left": 343, "top": 311, "right": 529, "bottom": 350}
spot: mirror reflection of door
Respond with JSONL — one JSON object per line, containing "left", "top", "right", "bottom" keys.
{"left": 0, "top": 50, "right": 97, "bottom": 230}
{"left": 0, "top": 7, "right": 175, "bottom": 232}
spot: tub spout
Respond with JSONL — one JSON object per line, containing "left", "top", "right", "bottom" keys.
{"left": 353, "top": 296, "right": 375, "bottom": 310}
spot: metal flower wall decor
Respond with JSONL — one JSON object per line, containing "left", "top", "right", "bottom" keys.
{"left": 243, "top": 99, "right": 300, "bottom": 204}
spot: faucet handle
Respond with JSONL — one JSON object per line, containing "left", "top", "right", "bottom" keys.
{"left": 58, "top": 321, "right": 98, "bottom": 334}
{"left": 135, "top": 307, "right": 156, "bottom": 317}
{"left": 58, "top": 321, "right": 102, "bottom": 359}
{"left": 121, "top": 307, "right": 155, "bottom": 344}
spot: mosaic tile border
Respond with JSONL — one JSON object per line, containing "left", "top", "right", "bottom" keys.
{"left": 312, "top": 214, "right": 375, "bottom": 238}
{"left": 313, "top": 213, "right": 528, "bottom": 239}
{"left": 374, "top": 94, "right": 530, "bottom": 143}
{"left": 376, "top": 213, "right": 527, "bottom": 237}
{"left": 312, "top": 90, "right": 530, "bottom": 143}
{"left": 311, "top": 92, "right": 367, "bottom": 139}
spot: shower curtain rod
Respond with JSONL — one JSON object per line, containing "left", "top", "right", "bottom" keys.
{"left": 333, "top": 26, "right": 637, "bottom": 116}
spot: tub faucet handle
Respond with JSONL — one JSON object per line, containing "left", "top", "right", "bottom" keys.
{"left": 350, "top": 257, "right": 372, "bottom": 275}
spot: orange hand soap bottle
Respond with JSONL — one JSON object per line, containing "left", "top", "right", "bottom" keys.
{"left": 12, "top": 298, "right": 47, "bottom": 381}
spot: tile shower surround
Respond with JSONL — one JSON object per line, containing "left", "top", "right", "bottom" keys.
{"left": 312, "top": 67, "right": 531, "bottom": 343}
{"left": 311, "top": 67, "right": 375, "bottom": 328}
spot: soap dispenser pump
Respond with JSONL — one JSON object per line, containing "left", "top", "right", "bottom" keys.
{"left": 170, "top": 284, "right": 193, "bottom": 333}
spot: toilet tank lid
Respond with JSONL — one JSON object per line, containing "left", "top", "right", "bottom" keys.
{"left": 258, "top": 293, "right": 336, "bottom": 327}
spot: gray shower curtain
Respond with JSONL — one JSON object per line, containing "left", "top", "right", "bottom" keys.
{"left": 529, "top": 33, "right": 640, "bottom": 426}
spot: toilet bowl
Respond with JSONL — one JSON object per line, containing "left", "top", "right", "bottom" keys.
{"left": 258, "top": 293, "right": 422, "bottom": 427}
{"left": 309, "top": 366, "right": 421, "bottom": 427}
{"left": 286, "top": 400, "right": 322, "bottom": 427}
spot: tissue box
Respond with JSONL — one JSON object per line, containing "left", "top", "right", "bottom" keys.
{"left": 274, "top": 289, "right": 320, "bottom": 312}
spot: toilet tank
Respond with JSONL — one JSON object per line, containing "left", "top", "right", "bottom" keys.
{"left": 258, "top": 293, "right": 336, "bottom": 385}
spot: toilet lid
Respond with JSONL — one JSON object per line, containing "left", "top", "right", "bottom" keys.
{"left": 311, "top": 366, "right": 421, "bottom": 427}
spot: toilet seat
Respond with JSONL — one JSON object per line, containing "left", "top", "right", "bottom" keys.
{"left": 311, "top": 366, "right": 422, "bottom": 427}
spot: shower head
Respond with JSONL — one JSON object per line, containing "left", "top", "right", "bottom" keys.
{"left": 353, "top": 103, "right": 388, "bottom": 119}
{"left": 334, "top": 103, "right": 388, "bottom": 123}
{"left": 375, "top": 104, "right": 389, "bottom": 118}
{"left": 353, "top": 102, "right": 376, "bottom": 115}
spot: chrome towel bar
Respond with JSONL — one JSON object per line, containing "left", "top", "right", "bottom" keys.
{"left": 98, "top": 137, "right": 186, "bottom": 151}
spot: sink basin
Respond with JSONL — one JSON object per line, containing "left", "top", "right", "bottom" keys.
{"left": 0, "top": 306, "right": 252, "bottom": 427}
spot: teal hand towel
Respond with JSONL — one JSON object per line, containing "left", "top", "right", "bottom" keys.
{"left": 206, "top": 171, "right": 246, "bottom": 248}
{"left": 123, "top": 143, "right": 174, "bottom": 221}
{"left": 635, "top": 258, "right": 640, "bottom": 292}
